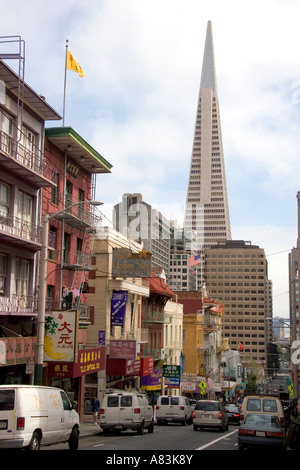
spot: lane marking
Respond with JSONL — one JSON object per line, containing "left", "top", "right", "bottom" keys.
{"left": 195, "top": 429, "right": 238, "bottom": 450}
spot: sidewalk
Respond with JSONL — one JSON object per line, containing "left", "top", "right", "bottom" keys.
{"left": 80, "top": 417, "right": 103, "bottom": 439}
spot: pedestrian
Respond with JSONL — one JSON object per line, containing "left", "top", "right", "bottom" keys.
{"left": 286, "top": 398, "right": 300, "bottom": 450}
{"left": 92, "top": 396, "right": 100, "bottom": 425}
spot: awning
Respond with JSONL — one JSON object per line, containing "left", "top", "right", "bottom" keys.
{"left": 222, "top": 381, "right": 237, "bottom": 391}
{"left": 148, "top": 276, "right": 176, "bottom": 299}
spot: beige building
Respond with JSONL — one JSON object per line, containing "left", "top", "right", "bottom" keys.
{"left": 204, "top": 240, "right": 268, "bottom": 370}
{"left": 86, "top": 227, "right": 150, "bottom": 400}
{"left": 176, "top": 291, "right": 228, "bottom": 397}
{"left": 163, "top": 298, "right": 183, "bottom": 369}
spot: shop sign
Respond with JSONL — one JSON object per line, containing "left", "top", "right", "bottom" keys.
{"left": 140, "top": 357, "right": 154, "bottom": 377}
{"left": 44, "top": 311, "right": 78, "bottom": 363}
{"left": 66, "top": 158, "right": 79, "bottom": 178}
{"left": 163, "top": 364, "right": 181, "bottom": 379}
{"left": 112, "top": 247, "right": 151, "bottom": 278}
{"left": 165, "top": 377, "right": 181, "bottom": 387}
{"left": 140, "top": 368, "right": 163, "bottom": 391}
{"left": 106, "top": 357, "right": 136, "bottom": 376}
{"left": 109, "top": 340, "right": 136, "bottom": 359}
{"left": 98, "top": 330, "right": 106, "bottom": 346}
{"left": 48, "top": 346, "right": 105, "bottom": 378}
{"left": 110, "top": 290, "right": 128, "bottom": 327}
{"left": 0, "top": 337, "right": 36, "bottom": 366}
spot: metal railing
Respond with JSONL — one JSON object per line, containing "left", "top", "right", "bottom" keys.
{"left": 0, "top": 294, "right": 37, "bottom": 313}
{"left": 0, "top": 210, "right": 42, "bottom": 244}
{"left": 0, "top": 129, "right": 54, "bottom": 182}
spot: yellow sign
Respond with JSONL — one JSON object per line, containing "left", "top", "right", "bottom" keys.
{"left": 199, "top": 381, "right": 207, "bottom": 395}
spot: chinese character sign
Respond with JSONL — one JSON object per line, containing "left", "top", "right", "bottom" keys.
{"left": 44, "top": 311, "right": 78, "bottom": 362}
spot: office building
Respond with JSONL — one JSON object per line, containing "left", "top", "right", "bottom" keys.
{"left": 204, "top": 240, "right": 268, "bottom": 367}
{"left": 184, "top": 21, "right": 231, "bottom": 286}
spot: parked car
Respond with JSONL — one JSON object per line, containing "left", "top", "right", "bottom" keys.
{"left": 0, "top": 385, "right": 79, "bottom": 450}
{"left": 188, "top": 399, "right": 197, "bottom": 412}
{"left": 225, "top": 404, "right": 240, "bottom": 424}
{"left": 193, "top": 400, "right": 229, "bottom": 432}
{"left": 240, "top": 395, "right": 285, "bottom": 426}
{"left": 155, "top": 395, "right": 192, "bottom": 425}
{"left": 238, "top": 413, "right": 286, "bottom": 450}
{"left": 100, "top": 390, "right": 154, "bottom": 435}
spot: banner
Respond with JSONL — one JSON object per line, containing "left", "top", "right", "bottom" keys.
{"left": 110, "top": 290, "right": 128, "bottom": 327}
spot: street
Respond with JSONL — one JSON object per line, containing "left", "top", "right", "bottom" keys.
{"left": 42, "top": 423, "right": 239, "bottom": 451}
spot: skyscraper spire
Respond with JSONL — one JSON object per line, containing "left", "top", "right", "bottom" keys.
{"left": 184, "top": 21, "right": 231, "bottom": 287}
{"left": 200, "top": 20, "right": 217, "bottom": 91}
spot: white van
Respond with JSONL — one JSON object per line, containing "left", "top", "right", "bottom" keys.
{"left": 100, "top": 390, "right": 154, "bottom": 434}
{"left": 155, "top": 395, "right": 192, "bottom": 425}
{"left": 0, "top": 385, "right": 80, "bottom": 450}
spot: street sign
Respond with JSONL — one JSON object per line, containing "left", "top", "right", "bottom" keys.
{"left": 199, "top": 381, "right": 207, "bottom": 395}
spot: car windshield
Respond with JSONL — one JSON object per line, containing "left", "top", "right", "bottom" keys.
{"left": 244, "top": 414, "right": 279, "bottom": 428}
{"left": 196, "top": 402, "right": 218, "bottom": 411}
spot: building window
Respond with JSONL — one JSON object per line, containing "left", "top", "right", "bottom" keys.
{"left": 0, "top": 182, "right": 10, "bottom": 217}
{"left": 15, "top": 258, "right": 30, "bottom": 297}
{"left": 0, "top": 253, "right": 7, "bottom": 293}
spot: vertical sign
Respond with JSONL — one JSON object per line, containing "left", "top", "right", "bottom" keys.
{"left": 44, "top": 311, "right": 78, "bottom": 362}
{"left": 110, "top": 290, "right": 128, "bottom": 327}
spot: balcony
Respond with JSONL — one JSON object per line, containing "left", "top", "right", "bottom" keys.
{"left": 145, "top": 309, "right": 164, "bottom": 324}
{"left": 203, "top": 321, "right": 218, "bottom": 334}
{"left": 0, "top": 130, "right": 56, "bottom": 188}
{"left": 143, "top": 347, "right": 165, "bottom": 361}
{"left": 0, "top": 211, "right": 42, "bottom": 250}
{"left": 61, "top": 251, "right": 92, "bottom": 270}
{"left": 50, "top": 195, "right": 101, "bottom": 230}
{"left": 46, "top": 298, "right": 90, "bottom": 323}
{"left": 0, "top": 294, "right": 37, "bottom": 314}
{"left": 124, "top": 328, "right": 148, "bottom": 343}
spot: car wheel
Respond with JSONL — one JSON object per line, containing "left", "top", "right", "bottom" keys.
{"left": 137, "top": 422, "right": 144, "bottom": 435}
{"left": 193, "top": 425, "right": 199, "bottom": 431}
{"left": 148, "top": 421, "right": 154, "bottom": 433}
{"left": 69, "top": 426, "right": 79, "bottom": 450}
{"left": 27, "top": 431, "right": 41, "bottom": 450}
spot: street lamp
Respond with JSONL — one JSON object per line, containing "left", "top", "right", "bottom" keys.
{"left": 34, "top": 199, "right": 103, "bottom": 385}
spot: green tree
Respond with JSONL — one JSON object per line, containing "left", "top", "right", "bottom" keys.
{"left": 245, "top": 373, "right": 258, "bottom": 394}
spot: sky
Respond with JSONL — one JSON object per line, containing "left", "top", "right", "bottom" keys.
{"left": 1, "top": 0, "right": 300, "bottom": 320}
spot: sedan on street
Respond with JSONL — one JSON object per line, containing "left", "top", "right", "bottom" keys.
{"left": 238, "top": 413, "right": 286, "bottom": 450}
{"left": 225, "top": 404, "right": 240, "bottom": 425}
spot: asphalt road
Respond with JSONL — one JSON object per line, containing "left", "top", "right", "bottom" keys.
{"left": 42, "top": 422, "right": 239, "bottom": 451}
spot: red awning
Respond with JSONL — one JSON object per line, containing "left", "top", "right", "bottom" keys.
{"left": 148, "top": 276, "right": 176, "bottom": 298}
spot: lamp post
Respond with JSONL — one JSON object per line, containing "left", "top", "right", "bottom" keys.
{"left": 34, "top": 200, "right": 103, "bottom": 385}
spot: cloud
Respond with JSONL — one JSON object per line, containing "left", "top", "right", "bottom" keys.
{"left": 1, "top": 0, "right": 300, "bottom": 319}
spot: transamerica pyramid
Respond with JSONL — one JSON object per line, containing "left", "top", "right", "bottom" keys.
{"left": 184, "top": 21, "right": 231, "bottom": 285}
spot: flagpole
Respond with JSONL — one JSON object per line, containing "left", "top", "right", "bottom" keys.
{"left": 62, "top": 39, "right": 68, "bottom": 127}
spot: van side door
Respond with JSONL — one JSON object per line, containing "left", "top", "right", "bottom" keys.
{"left": 60, "top": 391, "right": 73, "bottom": 440}
{"left": 143, "top": 395, "right": 153, "bottom": 424}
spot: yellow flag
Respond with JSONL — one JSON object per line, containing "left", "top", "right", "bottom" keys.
{"left": 66, "top": 49, "right": 85, "bottom": 77}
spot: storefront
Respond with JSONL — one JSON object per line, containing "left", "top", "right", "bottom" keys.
{"left": 47, "top": 346, "right": 105, "bottom": 421}
{"left": 0, "top": 336, "right": 36, "bottom": 384}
